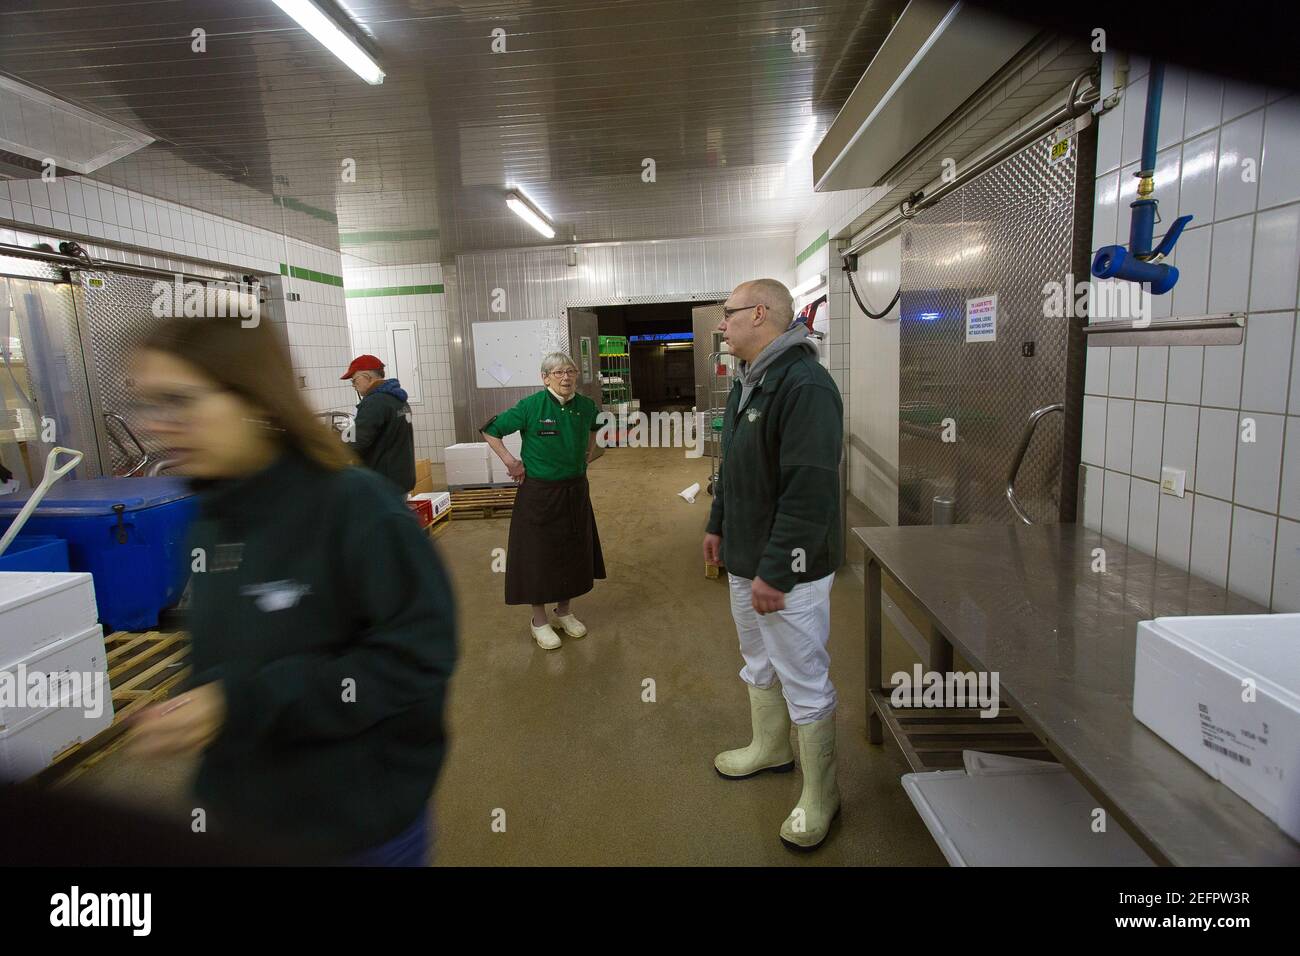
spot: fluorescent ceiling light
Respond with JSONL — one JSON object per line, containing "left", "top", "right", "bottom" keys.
{"left": 506, "top": 190, "right": 556, "bottom": 239}
{"left": 271, "top": 0, "right": 385, "bottom": 85}
{"left": 790, "top": 273, "right": 826, "bottom": 298}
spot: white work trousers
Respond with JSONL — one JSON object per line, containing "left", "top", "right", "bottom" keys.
{"left": 727, "top": 571, "right": 837, "bottom": 724}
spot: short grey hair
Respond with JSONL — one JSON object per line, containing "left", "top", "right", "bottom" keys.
{"left": 540, "top": 352, "right": 577, "bottom": 375}
{"left": 739, "top": 278, "right": 794, "bottom": 329}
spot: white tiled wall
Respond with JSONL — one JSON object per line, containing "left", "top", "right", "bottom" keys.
{"left": 1082, "top": 56, "right": 1300, "bottom": 610}
{"left": 0, "top": 175, "right": 354, "bottom": 415}
{"left": 341, "top": 260, "right": 456, "bottom": 462}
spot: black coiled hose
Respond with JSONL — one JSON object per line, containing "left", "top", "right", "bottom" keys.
{"left": 844, "top": 264, "right": 900, "bottom": 320}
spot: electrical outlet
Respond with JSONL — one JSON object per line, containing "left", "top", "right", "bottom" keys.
{"left": 1160, "top": 466, "right": 1186, "bottom": 498}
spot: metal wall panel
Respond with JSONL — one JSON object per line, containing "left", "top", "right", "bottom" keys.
{"left": 898, "top": 135, "right": 1077, "bottom": 526}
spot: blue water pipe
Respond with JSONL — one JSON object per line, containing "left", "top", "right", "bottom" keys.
{"left": 1092, "top": 61, "right": 1194, "bottom": 294}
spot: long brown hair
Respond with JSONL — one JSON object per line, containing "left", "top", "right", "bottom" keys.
{"left": 137, "top": 316, "right": 355, "bottom": 471}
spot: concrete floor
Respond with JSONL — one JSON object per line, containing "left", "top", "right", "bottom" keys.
{"left": 70, "top": 446, "right": 944, "bottom": 866}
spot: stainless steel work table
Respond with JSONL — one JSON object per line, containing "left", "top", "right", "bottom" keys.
{"left": 854, "top": 522, "right": 1300, "bottom": 867}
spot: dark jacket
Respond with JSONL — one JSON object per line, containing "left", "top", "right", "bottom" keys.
{"left": 706, "top": 346, "right": 843, "bottom": 591}
{"left": 354, "top": 379, "right": 415, "bottom": 494}
{"left": 184, "top": 450, "right": 457, "bottom": 857}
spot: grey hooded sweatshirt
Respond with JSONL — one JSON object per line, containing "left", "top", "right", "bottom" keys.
{"left": 737, "top": 320, "right": 819, "bottom": 413}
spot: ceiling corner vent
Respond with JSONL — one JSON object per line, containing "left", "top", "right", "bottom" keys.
{"left": 0, "top": 74, "right": 154, "bottom": 180}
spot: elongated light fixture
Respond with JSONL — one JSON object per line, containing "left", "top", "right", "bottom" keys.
{"left": 506, "top": 190, "right": 556, "bottom": 239}
{"left": 790, "top": 272, "right": 826, "bottom": 298}
{"left": 271, "top": 0, "right": 385, "bottom": 85}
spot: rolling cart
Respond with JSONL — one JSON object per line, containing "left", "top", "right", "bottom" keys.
{"left": 705, "top": 349, "right": 734, "bottom": 496}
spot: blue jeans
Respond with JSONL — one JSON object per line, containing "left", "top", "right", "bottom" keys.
{"left": 347, "top": 815, "right": 430, "bottom": 867}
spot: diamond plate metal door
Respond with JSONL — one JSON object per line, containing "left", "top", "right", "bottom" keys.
{"left": 899, "top": 135, "right": 1077, "bottom": 526}
{"left": 76, "top": 270, "right": 184, "bottom": 475}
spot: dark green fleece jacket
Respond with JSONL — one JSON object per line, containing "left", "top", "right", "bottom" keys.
{"left": 353, "top": 380, "right": 416, "bottom": 495}
{"left": 705, "top": 346, "right": 844, "bottom": 591}
{"left": 184, "top": 450, "right": 456, "bottom": 857}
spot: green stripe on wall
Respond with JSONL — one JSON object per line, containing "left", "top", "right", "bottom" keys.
{"left": 796, "top": 230, "right": 829, "bottom": 267}
{"left": 345, "top": 284, "right": 444, "bottom": 298}
{"left": 279, "top": 263, "right": 345, "bottom": 287}
{"left": 277, "top": 195, "right": 338, "bottom": 225}
{"left": 339, "top": 228, "right": 440, "bottom": 245}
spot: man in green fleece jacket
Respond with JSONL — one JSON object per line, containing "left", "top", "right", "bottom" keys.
{"left": 702, "top": 277, "right": 844, "bottom": 851}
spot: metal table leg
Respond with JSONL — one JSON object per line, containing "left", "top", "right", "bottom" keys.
{"left": 927, "top": 622, "right": 953, "bottom": 674}
{"left": 866, "top": 557, "right": 882, "bottom": 744}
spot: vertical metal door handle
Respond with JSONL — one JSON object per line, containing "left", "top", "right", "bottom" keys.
{"left": 1006, "top": 403, "right": 1064, "bottom": 525}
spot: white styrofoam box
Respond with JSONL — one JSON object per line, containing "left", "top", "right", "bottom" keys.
{"left": 0, "top": 572, "right": 98, "bottom": 660}
{"left": 901, "top": 752, "right": 1153, "bottom": 866}
{"left": 1134, "top": 613, "right": 1300, "bottom": 840}
{"left": 409, "top": 491, "right": 451, "bottom": 518}
{"left": 0, "top": 623, "right": 110, "bottom": 731}
{"left": 0, "top": 683, "right": 114, "bottom": 782}
{"left": 487, "top": 433, "right": 522, "bottom": 484}
{"left": 444, "top": 442, "right": 490, "bottom": 486}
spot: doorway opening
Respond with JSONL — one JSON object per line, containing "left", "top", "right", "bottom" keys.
{"left": 589, "top": 302, "right": 716, "bottom": 415}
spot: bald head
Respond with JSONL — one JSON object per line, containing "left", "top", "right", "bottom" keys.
{"left": 720, "top": 278, "right": 797, "bottom": 362}
{"left": 737, "top": 279, "right": 794, "bottom": 329}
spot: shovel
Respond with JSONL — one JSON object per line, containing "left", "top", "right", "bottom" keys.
{"left": 0, "top": 446, "right": 84, "bottom": 557}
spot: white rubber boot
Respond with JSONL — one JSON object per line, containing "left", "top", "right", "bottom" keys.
{"left": 779, "top": 714, "right": 841, "bottom": 850}
{"left": 530, "top": 621, "right": 562, "bottom": 650}
{"left": 551, "top": 612, "right": 587, "bottom": 638}
{"left": 714, "top": 683, "right": 795, "bottom": 779}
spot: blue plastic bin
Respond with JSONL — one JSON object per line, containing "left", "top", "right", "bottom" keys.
{"left": 0, "top": 478, "right": 197, "bottom": 632}
{"left": 0, "top": 535, "right": 70, "bottom": 572}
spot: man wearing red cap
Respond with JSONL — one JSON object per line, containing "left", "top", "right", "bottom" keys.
{"left": 341, "top": 354, "right": 415, "bottom": 495}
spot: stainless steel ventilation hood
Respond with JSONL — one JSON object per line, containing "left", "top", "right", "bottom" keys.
{"left": 812, "top": 0, "right": 1037, "bottom": 192}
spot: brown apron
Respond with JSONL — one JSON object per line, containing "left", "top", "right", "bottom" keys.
{"left": 505, "top": 474, "right": 606, "bottom": 605}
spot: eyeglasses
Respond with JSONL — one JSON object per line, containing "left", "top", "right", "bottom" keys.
{"left": 722, "top": 304, "right": 760, "bottom": 319}
{"left": 128, "top": 386, "right": 226, "bottom": 424}
{"left": 547, "top": 369, "right": 578, "bottom": 378}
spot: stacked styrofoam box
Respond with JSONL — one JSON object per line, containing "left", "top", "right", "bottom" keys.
{"left": 0, "top": 572, "right": 113, "bottom": 781}
{"left": 444, "top": 443, "right": 490, "bottom": 487}
{"left": 1134, "top": 613, "right": 1300, "bottom": 841}
{"left": 488, "top": 433, "right": 523, "bottom": 484}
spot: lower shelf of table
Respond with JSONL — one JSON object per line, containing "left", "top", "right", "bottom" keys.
{"left": 868, "top": 688, "right": 1058, "bottom": 772}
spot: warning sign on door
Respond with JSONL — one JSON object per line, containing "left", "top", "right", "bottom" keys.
{"left": 966, "top": 294, "right": 998, "bottom": 343}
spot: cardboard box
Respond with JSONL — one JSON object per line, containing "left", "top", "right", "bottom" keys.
{"left": 0, "top": 572, "right": 98, "bottom": 661}
{"left": 409, "top": 458, "right": 435, "bottom": 494}
{"left": 1133, "top": 613, "right": 1300, "bottom": 841}
{"left": 444, "top": 443, "right": 490, "bottom": 487}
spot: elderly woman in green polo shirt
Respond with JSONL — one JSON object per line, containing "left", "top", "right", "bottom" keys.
{"left": 481, "top": 352, "right": 606, "bottom": 649}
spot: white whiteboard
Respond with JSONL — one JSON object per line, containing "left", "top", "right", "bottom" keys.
{"left": 472, "top": 318, "right": 569, "bottom": 389}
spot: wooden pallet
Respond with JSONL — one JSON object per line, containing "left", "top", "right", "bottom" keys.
{"left": 450, "top": 486, "right": 517, "bottom": 520}
{"left": 37, "top": 630, "right": 191, "bottom": 787}
{"left": 426, "top": 506, "right": 452, "bottom": 540}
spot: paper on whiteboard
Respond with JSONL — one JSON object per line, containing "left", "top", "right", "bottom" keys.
{"left": 487, "top": 361, "right": 513, "bottom": 385}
